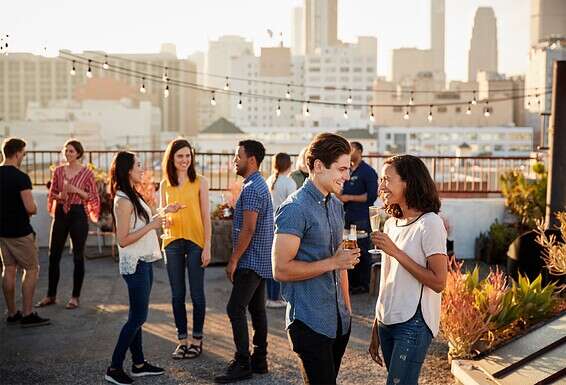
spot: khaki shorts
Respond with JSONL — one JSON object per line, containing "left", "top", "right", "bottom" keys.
{"left": 0, "top": 233, "right": 39, "bottom": 270}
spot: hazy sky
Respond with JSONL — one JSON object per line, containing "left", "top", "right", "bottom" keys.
{"left": 3, "top": 0, "right": 530, "bottom": 81}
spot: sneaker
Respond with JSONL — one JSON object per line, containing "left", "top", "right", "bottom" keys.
{"left": 6, "top": 311, "right": 22, "bottom": 324}
{"left": 131, "top": 361, "right": 165, "bottom": 377}
{"left": 214, "top": 359, "right": 253, "bottom": 383}
{"left": 104, "top": 367, "right": 133, "bottom": 385}
{"left": 266, "top": 299, "right": 286, "bottom": 309}
{"left": 20, "top": 312, "right": 50, "bottom": 328}
{"left": 251, "top": 354, "right": 268, "bottom": 374}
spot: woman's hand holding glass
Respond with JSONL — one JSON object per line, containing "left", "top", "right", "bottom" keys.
{"left": 157, "top": 202, "right": 186, "bottom": 239}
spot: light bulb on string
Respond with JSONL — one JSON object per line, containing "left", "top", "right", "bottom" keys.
{"left": 483, "top": 101, "right": 490, "bottom": 117}
{"left": 409, "top": 91, "right": 415, "bottom": 106}
{"left": 86, "top": 60, "right": 93, "bottom": 78}
{"left": 139, "top": 78, "right": 146, "bottom": 94}
{"left": 276, "top": 100, "right": 281, "bottom": 117}
{"left": 471, "top": 90, "right": 477, "bottom": 105}
{"left": 162, "top": 67, "right": 168, "bottom": 82}
{"left": 103, "top": 55, "right": 109, "bottom": 70}
{"left": 224, "top": 77, "right": 230, "bottom": 91}
{"left": 70, "top": 60, "right": 76, "bottom": 76}
{"left": 163, "top": 84, "right": 170, "bottom": 98}
{"left": 427, "top": 105, "right": 433, "bottom": 122}
{"left": 303, "top": 102, "right": 310, "bottom": 117}
{"left": 347, "top": 90, "right": 352, "bottom": 104}
{"left": 403, "top": 107, "right": 410, "bottom": 120}
{"left": 285, "top": 85, "right": 291, "bottom": 99}
{"left": 536, "top": 93, "right": 541, "bottom": 111}
{"left": 466, "top": 102, "right": 472, "bottom": 115}
{"left": 237, "top": 93, "right": 243, "bottom": 110}
{"left": 343, "top": 106, "right": 348, "bottom": 119}
{"left": 210, "top": 91, "right": 216, "bottom": 106}
{"left": 369, "top": 106, "right": 375, "bottom": 122}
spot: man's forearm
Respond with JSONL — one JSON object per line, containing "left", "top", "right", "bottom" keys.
{"left": 275, "top": 258, "right": 335, "bottom": 282}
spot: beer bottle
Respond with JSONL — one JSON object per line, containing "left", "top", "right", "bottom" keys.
{"left": 344, "top": 224, "right": 357, "bottom": 250}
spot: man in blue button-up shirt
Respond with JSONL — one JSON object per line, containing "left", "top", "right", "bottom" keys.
{"left": 273, "top": 133, "right": 361, "bottom": 385}
{"left": 215, "top": 140, "right": 274, "bottom": 384}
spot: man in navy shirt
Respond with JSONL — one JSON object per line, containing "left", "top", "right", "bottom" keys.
{"left": 338, "top": 141, "right": 378, "bottom": 294}
{"left": 215, "top": 140, "right": 274, "bottom": 384}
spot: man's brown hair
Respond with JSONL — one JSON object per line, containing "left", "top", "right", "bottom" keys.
{"left": 2, "top": 137, "right": 26, "bottom": 159}
{"left": 306, "top": 133, "right": 351, "bottom": 171}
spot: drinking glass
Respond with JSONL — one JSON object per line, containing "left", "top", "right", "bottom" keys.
{"left": 369, "top": 206, "right": 384, "bottom": 254}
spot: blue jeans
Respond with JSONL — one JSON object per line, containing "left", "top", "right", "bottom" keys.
{"left": 164, "top": 239, "right": 205, "bottom": 340}
{"left": 266, "top": 278, "right": 281, "bottom": 301}
{"left": 110, "top": 261, "right": 153, "bottom": 369}
{"left": 378, "top": 306, "right": 433, "bottom": 385}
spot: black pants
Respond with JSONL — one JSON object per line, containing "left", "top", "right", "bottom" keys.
{"left": 346, "top": 218, "right": 371, "bottom": 290}
{"left": 288, "top": 318, "right": 351, "bottom": 385}
{"left": 47, "top": 204, "right": 89, "bottom": 298}
{"left": 226, "top": 268, "right": 267, "bottom": 361}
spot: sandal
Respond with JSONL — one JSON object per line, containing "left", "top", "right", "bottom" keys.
{"left": 171, "top": 344, "right": 190, "bottom": 360}
{"left": 65, "top": 299, "right": 79, "bottom": 310}
{"left": 186, "top": 340, "right": 203, "bottom": 359}
{"left": 35, "top": 297, "right": 56, "bottom": 308}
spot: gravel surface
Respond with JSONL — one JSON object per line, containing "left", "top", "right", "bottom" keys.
{"left": 0, "top": 249, "right": 455, "bottom": 385}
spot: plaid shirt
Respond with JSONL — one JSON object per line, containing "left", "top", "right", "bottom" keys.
{"left": 232, "top": 171, "right": 274, "bottom": 279}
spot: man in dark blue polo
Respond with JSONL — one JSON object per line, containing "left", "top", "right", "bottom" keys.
{"left": 272, "top": 133, "right": 361, "bottom": 385}
{"left": 338, "top": 141, "right": 378, "bottom": 294}
{"left": 215, "top": 140, "right": 274, "bottom": 384}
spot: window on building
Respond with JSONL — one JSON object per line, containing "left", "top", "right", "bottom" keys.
{"left": 437, "top": 106, "right": 447, "bottom": 113}
{"left": 340, "top": 67, "right": 350, "bottom": 72}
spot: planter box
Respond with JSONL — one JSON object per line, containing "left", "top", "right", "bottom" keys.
{"left": 211, "top": 219, "right": 233, "bottom": 264}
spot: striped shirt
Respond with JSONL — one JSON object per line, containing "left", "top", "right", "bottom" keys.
{"left": 48, "top": 165, "right": 100, "bottom": 222}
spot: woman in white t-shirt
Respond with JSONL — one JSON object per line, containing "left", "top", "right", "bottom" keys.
{"left": 265, "top": 152, "right": 296, "bottom": 308}
{"left": 369, "top": 154, "right": 448, "bottom": 385}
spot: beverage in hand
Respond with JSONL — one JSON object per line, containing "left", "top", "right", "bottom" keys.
{"left": 343, "top": 225, "right": 358, "bottom": 250}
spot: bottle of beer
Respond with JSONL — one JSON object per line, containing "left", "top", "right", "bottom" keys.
{"left": 344, "top": 224, "right": 357, "bottom": 250}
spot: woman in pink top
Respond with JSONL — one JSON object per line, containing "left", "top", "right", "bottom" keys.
{"left": 36, "top": 140, "right": 100, "bottom": 310}
{"left": 369, "top": 155, "right": 448, "bottom": 385}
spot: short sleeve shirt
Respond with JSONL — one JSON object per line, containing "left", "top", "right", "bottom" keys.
{"left": 275, "top": 179, "right": 351, "bottom": 338}
{"left": 375, "top": 212, "right": 447, "bottom": 336}
{"left": 232, "top": 171, "right": 274, "bottom": 279}
{"left": 0, "top": 165, "right": 34, "bottom": 238}
{"left": 342, "top": 160, "right": 378, "bottom": 225}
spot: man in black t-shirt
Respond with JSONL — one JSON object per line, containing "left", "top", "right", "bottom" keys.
{"left": 0, "top": 138, "right": 49, "bottom": 327}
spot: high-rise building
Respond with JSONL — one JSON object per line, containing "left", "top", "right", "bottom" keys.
{"left": 530, "top": 0, "right": 566, "bottom": 46}
{"left": 468, "top": 7, "right": 498, "bottom": 82}
{"left": 291, "top": 6, "right": 306, "bottom": 56}
{"left": 304, "top": 0, "right": 339, "bottom": 54}
{"left": 431, "top": 0, "right": 445, "bottom": 80}
{"left": 0, "top": 48, "right": 198, "bottom": 138}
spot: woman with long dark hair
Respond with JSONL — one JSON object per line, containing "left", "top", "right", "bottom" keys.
{"left": 369, "top": 155, "right": 448, "bottom": 385}
{"left": 160, "top": 138, "right": 211, "bottom": 360}
{"left": 36, "top": 139, "right": 100, "bottom": 310}
{"left": 265, "top": 152, "right": 295, "bottom": 308}
{"left": 104, "top": 151, "right": 180, "bottom": 385}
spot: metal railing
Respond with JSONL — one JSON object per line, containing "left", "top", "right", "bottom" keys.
{"left": 19, "top": 150, "right": 537, "bottom": 194}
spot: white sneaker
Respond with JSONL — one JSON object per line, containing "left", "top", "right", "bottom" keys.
{"left": 266, "top": 299, "right": 286, "bottom": 309}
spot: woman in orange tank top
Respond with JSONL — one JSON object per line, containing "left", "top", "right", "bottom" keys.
{"left": 160, "top": 139, "right": 211, "bottom": 360}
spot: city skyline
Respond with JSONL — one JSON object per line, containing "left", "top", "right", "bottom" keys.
{"left": 5, "top": 0, "right": 529, "bottom": 81}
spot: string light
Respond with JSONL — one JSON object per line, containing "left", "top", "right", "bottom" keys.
{"left": 483, "top": 100, "right": 490, "bottom": 117}
{"left": 69, "top": 60, "right": 76, "bottom": 76}
{"left": 103, "top": 55, "right": 109, "bottom": 70}
{"left": 210, "top": 91, "right": 216, "bottom": 106}
{"left": 427, "top": 105, "right": 433, "bottom": 122}
{"left": 86, "top": 60, "right": 93, "bottom": 78}
{"left": 163, "top": 84, "right": 170, "bottom": 98}
{"left": 343, "top": 106, "right": 348, "bottom": 119}
{"left": 237, "top": 92, "right": 243, "bottom": 109}
{"left": 471, "top": 90, "right": 477, "bottom": 105}
{"left": 303, "top": 102, "right": 310, "bottom": 117}
{"left": 224, "top": 77, "right": 230, "bottom": 91}
{"left": 285, "top": 85, "right": 291, "bottom": 99}
{"left": 347, "top": 90, "right": 353, "bottom": 104}
{"left": 466, "top": 102, "right": 472, "bottom": 115}
{"left": 139, "top": 78, "right": 146, "bottom": 94}
{"left": 409, "top": 91, "right": 415, "bottom": 106}
{"left": 403, "top": 107, "right": 410, "bottom": 120}
{"left": 162, "top": 67, "right": 168, "bottom": 82}
{"left": 369, "top": 106, "right": 375, "bottom": 122}
{"left": 276, "top": 100, "right": 281, "bottom": 116}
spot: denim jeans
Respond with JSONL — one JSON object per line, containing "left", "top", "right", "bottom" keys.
{"left": 226, "top": 268, "right": 267, "bottom": 362}
{"left": 266, "top": 278, "right": 281, "bottom": 301}
{"left": 110, "top": 261, "right": 153, "bottom": 369}
{"left": 164, "top": 239, "right": 205, "bottom": 340}
{"left": 378, "top": 306, "right": 433, "bottom": 385}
